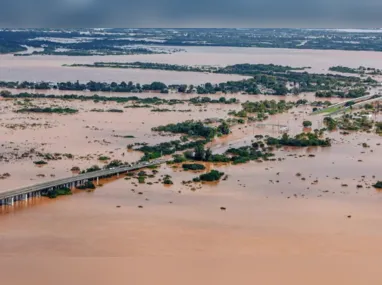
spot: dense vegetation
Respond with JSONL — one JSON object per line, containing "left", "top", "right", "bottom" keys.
{"left": 81, "top": 165, "right": 101, "bottom": 173}
{"left": 325, "top": 114, "right": 376, "bottom": 132}
{"left": 229, "top": 99, "right": 303, "bottom": 122}
{"left": 16, "top": 107, "right": 78, "bottom": 114}
{"left": 323, "top": 117, "right": 337, "bottom": 131}
{"left": 67, "top": 61, "right": 214, "bottom": 72}
{"left": 152, "top": 120, "right": 230, "bottom": 139}
{"left": 373, "top": 181, "right": 382, "bottom": 189}
{"left": 184, "top": 143, "right": 274, "bottom": 165}
{"left": 196, "top": 170, "right": 225, "bottom": 182}
{"left": 303, "top": 120, "right": 312, "bottom": 127}
{"left": 316, "top": 88, "right": 367, "bottom": 98}
{"left": 266, "top": 133, "right": 331, "bottom": 147}
{"left": 329, "top": 66, "right": 382, "bottom": 75}
{"left": 0, "top": 91, "right": 186, "bottom": 106}
{"left": 43, "top": 187, "right": 72, "bottom": 199}
{"left": 76, "top": 181, "right": 96, "bottom": 190}
{"left": 376, "top": 122, "right": 382, "bottom": 134}
{"left": 4, "top": 29, "right": 382, "bottom": 54}
{"left": 138, "top": 139, "right": 209, "bottom": 161}
{"left": 68, "top": 62, "right": 308, "bottom": 74}
{"left": 182, "top": 163, "right": 206, "bottom": 171}
{"left": 0, "top": 62, "right": 373, "bottom": 96}
{"left": 33, "top": 160, "right": 48, "bottom": 165}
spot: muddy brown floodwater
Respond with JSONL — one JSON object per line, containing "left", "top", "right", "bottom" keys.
{"left": 0, "top": 49, "right": 382, "bottom": 285}
{"left": 4, "top": 46, "right": 382, "bottom": 83}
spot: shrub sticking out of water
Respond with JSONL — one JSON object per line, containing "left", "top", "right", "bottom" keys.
{"left": 33, "top": 160, "right": 48, "bottom": 165}
{"left": 198, "top": 170, "right": 225, "bottom": 182}
{"left": 43, "top": 187, "right": 72, "bottom": 199}
{"left": 373, "top": 181, "right": 382, "bottom": 189}
{"left": 98, "top": 156, "right": 110, "bottom": 161}
{"left": 163, "top": 175, "right": 174, "bottom": 185}
{"left": 76, "top": 181, "right": 96, "bottom": 190}
{"left": 182, "top": 163, "right": 206, "bottom": 171}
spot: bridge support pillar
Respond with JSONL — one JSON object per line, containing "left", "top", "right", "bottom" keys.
{"left": 8, "top": 197, "right": 14, "bottom": 206}
{"left": 96, "top": 177, "right": 99, "bottom": 185}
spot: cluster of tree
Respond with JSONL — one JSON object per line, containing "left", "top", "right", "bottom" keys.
{"left": 65, "top": 62, "right": 377, "bottom": 97}
{"left": 43, "top": 187, "right": 72, "bottom": 199}
{"left": 33, "top": 160, "right": 48, "bottom": 165}
{"left": 373, "top": 181, "right": 382, "bottom": 189}
{"left": 376, "top": 122, "right": 382, "bottom": 134}
{"left": 0, "top": 65, "right": 371, "bottom": 96}
{"left": 16, "top": 107, "right": 78, "bottom": 114}
{"left": 323, "top": 117, "right": 337, "bottom": 131}
{"left": 152, "top": 120, "right": 230, "bottom": 139}
{"left": 82, "top": 165, "right": 101, "bottom": 173}
{"left": 69, "top": 62, "right": 307, "bottom": 75}
{"left": 68, "top": 61, "right": 213, "bottom": 72}
{"left": 0, "top": 91, "right": 185, "bottom": 105}
{"left": 76, "top": 181, "right": 96, "bottom": 190}
{"left": 103, "top": 160, "right": 124, "bottom": 169}
{"left": 333, "top": 114, "right": 374, "bottom": 132}
{"left": 316, "top": 88, "right": 367, "bottom": 98}
{"left": 163, "top": 176, "right": 174, "bottom": 185}
{"left": 138, "top": 139, "right": 209, "bottom": 161}
{"left": 303, "top": 120, "right": 312, "bottom": 127}
{"left": 232, "top": 100, "right": 298, "bottom": 121}
{"left": 266, "top": 132, "right": 331, "bottom": 147}
{"left": 184, "top": 143, "right": 273, "bottom": 165}
{"left": 189, "top": 96, "right": 237, "bottom": 104}
{"left": 182, "top": 163, "right": 206, "bottom": 171}
{"left": 225, "top": 145, "right": 275, "bottom": 164}
{"left": 194, "top": 170, "right": 225, "bottom": 182}
{"left": 0, "top": 80, "right": 170, "bottom": 93}
{"left": 329, "top": 66, "right": 382, "bottom": 75}
{"left": 329, "top": 66, "right": 362, "bottom": 74}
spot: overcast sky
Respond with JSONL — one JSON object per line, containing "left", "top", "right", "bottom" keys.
{"left": 1, "top": 0, "right": 382, "bottom": 28}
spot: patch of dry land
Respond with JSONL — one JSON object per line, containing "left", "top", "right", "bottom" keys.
{"left": 0, "top": 50, "right": 382, "bottom": 285}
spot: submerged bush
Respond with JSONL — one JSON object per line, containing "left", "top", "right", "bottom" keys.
{"left": 182, "top": 163, "right": 206, "bottom": 171}
{"left": 198, "top": 170, "right": 225, "bottom": 182}
{"left": 43, "top": 187, "right": 72, "bottom": 199}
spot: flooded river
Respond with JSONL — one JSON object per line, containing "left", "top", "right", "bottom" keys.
{"left": 0, "top": 47, "right": 382, "bottom": 285}
{"left": 3, "top": 46, "right": 382, "bottom": 84}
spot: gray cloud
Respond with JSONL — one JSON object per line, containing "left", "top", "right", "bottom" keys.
{"left": 1, "top": 0, "right": 382, "bottom": 27}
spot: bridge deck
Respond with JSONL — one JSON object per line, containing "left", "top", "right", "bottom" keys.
{"left": 0, "top": 160, "right": 165, "bottom": 200}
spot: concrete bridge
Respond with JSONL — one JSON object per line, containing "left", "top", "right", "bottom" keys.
{"left": 311, "top": 94, "right": 381, "bottom": 115}
{"left": 0, "top": 159, "right": 165, "bottom": 206}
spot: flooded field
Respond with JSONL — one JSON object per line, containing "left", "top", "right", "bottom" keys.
{"left": 0, "top": 127, "right": 381, "bottom": 284}
{"left": 0, "top": 48, "right": 382, "bottom": 285}
{"left": 4, "top": 46, "right": 382, "bottom": 84}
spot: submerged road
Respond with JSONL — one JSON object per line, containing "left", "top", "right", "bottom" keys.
{"left": 0, "top": 159, "right": 166, "bottom": 204}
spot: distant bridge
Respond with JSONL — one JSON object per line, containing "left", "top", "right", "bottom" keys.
{"left": 256, "top": 123, "right": 289, "bottom": 131}
{"left": 0, "top": 159, "right": 165, "bottom": 206}
{"left": 312, "top": 94, "right": 381, "bottom": 116}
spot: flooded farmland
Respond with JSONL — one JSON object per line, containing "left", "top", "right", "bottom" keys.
{"left": 0, "top": 47, "right": 382, "bottom": 285}
{"left": 4, "top": 46, "right": 382, "bottom": 83}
